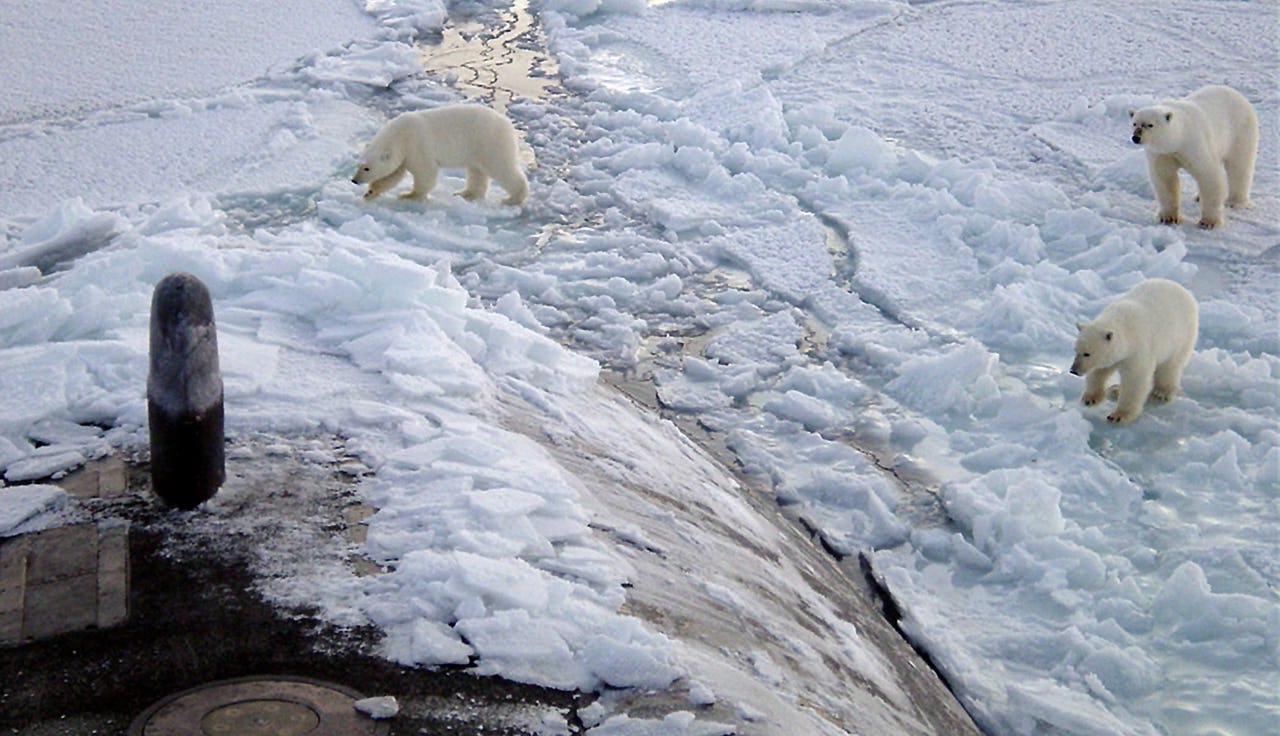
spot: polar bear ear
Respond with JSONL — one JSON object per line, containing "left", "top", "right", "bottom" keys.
{"left": 1128, "top": 109, "right": 1135, "bottom": 119}
{"left": 1075, "top": 321, "right": 1085, "bottom": 332}
{"left": 379, "top": 150, "right": 394, "bottom": 162}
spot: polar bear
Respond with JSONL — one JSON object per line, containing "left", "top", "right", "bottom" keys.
{"left": 351, "top": 104, "right": 528, "bottom": 206}
{"left": 1070, "top": 278, "right": 1198, "bottom": 424}
{"left": 1129, "top": 85, "right": 1258, "bottom": 229}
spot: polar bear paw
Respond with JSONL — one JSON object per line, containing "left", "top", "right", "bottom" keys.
{"left": 1106, "top": 409, "right": 1138, "bottom": 424}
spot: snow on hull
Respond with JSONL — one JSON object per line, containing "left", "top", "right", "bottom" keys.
{"left": 0, "top": 199, "right": 975, "bottom": 733}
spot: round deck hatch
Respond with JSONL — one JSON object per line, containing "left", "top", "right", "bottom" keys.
{"left": 129, "top": 676, "right": 387, "bottom": 735}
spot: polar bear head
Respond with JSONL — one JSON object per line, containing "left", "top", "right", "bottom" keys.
{"left": 351, "top": 146, "right": 400, "bottom": 185}
{"left": 1070, "top": 320, "right": 1125, "bottom": 376}
{"left": 1128, "top": 106, "right": 1179, "bottom": 153}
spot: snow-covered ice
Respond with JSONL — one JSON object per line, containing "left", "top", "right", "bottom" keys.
{"left": 0, "top": 484, "right": 68, "bottom": 537}
{"left": 1, "top": 1, "right": 1276, "bottom": 735}
{"left": 353, "top": 694, "right": 401, "bottom": 720}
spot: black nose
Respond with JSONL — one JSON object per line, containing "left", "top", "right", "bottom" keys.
{"left": 1131, "top": 133, "right": 1141, "bottom": 144}
{"left": 351, "top": 178, "right": 359, "bottom": 184}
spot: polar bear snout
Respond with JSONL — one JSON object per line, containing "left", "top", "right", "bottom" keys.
{"left": 1131, "top": 131, "right": 1143, "bottom": 144}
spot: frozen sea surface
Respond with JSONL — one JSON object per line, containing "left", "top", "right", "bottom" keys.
{"left": 1, "top": 1, "right": 1277, "bottom": 735}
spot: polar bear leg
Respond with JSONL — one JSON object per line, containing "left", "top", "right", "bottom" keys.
{"left": 1225, "top": 138, "right": 1257, "bottom": 209}
{"left": 486, "top": 159, "right": 528, "bottom": 206}
{"left": 1189, "top": 164, "right": 1227, "bottom": 229}
{"left": 1151, "top": 344, "right": 1193, "bottom": 403}
{"left": 1150, "top": 362, "right": 1182, "bottom": 403}
{"left": 1148, "top": 155, "right": 1182, "bottom": 225}
{"left": 1082, "top": 366, "right": 1114, "bottom": 406}
{"left": 458, "top": 167, "right": 490, "bottom": 201}
{"left": 1110, "top": 362, "right": 1153, "bottom": 424}
{"left": 365, "top": 163, "right": 408, "bottom": 200}
{"left": 401, "top": 163, "right": 438, "bottom": 201}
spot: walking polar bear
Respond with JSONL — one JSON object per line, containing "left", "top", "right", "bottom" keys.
{"left": 352, "top": 104, "right": 528, "bottom": 206}
{"left": 1070, "top": 279, "right": 1199, "bottom": 425}
{"left": 1129, "top": 85, "right": 1258, "bottom": 229}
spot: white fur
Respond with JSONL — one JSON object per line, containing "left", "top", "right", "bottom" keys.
{"left": 1070, "top": 279, "right": 1198, "bottom": 424}
{"left": 352, "top": 104, "right": 528, "bottom": 206}
{"left": 1129, "top": 85, "right": 1258, "bottom": 229}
